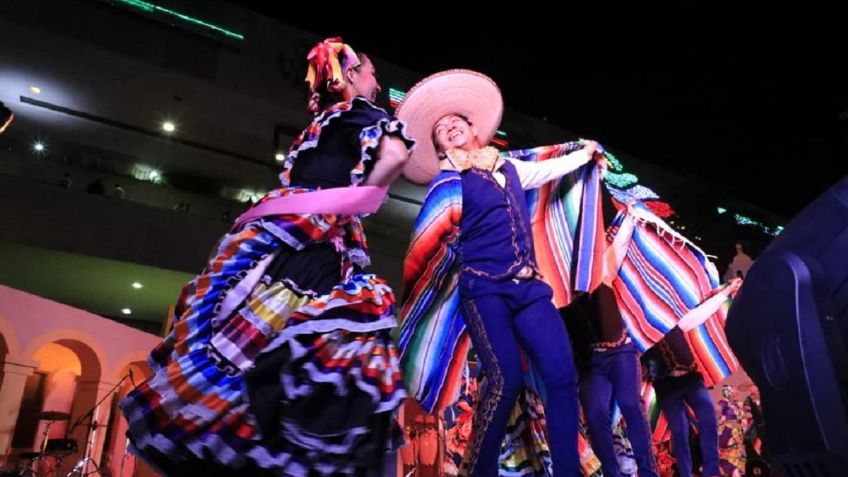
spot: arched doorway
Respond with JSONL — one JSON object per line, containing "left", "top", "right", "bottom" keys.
{"left": 11, "top": 338, "right": 104, "bottom": 475}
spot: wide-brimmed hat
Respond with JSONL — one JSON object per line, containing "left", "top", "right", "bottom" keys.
{"left": 396, "top": 69, "right": 503, "bottom": 185}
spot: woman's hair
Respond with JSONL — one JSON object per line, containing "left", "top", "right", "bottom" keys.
{"left": 305, "top": 38, "right": 365, "bottom": 113}
{"left": 313, "top": 53, "right": 370, "bottom": 111}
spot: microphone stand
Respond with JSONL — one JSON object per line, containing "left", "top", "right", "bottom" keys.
{"left": 66, "top": 373, "right": 132, "bottom": 476}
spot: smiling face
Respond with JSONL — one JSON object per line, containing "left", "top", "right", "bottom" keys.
{"left": 432, "top": 113, "right": 481, "bottom": 155}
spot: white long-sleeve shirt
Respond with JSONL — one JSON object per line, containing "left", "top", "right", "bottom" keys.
{"left": 500, "top": 153, "right": 591, "bottom": 189}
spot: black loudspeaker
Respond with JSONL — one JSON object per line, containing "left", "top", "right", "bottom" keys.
{"left": 0, "top": 100, "right": 13, "bottom": 134}
{"left": 726, "top": 176, "right": 848, "bottom": 476}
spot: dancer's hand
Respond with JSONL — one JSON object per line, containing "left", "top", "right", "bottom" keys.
{"left": 581, "top": 140, "right": 599, "bottom": 158}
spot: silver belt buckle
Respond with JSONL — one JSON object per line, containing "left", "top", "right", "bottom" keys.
{"left": 515, "top": 265, "right": 533, "bottom": 279}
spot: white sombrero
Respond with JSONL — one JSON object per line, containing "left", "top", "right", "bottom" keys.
{"left": 396, "top": 69, "right": 503, "bottom": 185}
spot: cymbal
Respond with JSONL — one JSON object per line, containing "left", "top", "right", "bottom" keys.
{"left": 33, "top": 410, "right": 71, "bottom": 421}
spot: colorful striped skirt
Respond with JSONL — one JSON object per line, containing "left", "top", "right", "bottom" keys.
{"left": 120, "top": 216, "right": 406, "bottom": 476}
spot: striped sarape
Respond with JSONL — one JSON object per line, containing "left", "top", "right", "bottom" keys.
{"left": 121, "top": 189, "right": 405, "bottom": 476}
{"left": 683, "top": 289, "right": 739, "bottom": 387}
{"left": 399, "top": 172, "right": 468, "bottom": 413}
{"left": 506, "top": 142, "right": 606, "bottom": 307}
{"left": 610, "top": 203, "right": 739, "bottom": 385}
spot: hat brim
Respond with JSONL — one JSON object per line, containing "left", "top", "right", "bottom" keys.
{"left": 396, "top": 69, "right": 503, "bottom": 185}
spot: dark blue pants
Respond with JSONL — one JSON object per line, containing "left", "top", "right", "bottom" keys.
{"left": 460, "top": 277, "right": 581, "bottom": 477}
{"left": 580, "top": 342, "right": 658, "bottom": 477}
{"left": 654, "top": 372, "right": 719, "bottom": 477}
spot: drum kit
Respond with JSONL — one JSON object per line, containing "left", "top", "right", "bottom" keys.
{"left": 12, "top": 411, "right": 78, "bottom": 477}
{"left": 9, "top": 372, "right": 134, "bottom": 477}
{"left": 400, "top": 411, "right": 441, "bottom": 477}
